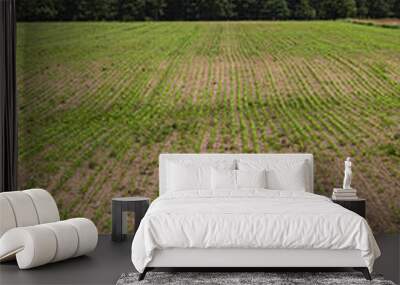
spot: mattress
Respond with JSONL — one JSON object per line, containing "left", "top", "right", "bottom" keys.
{"left": 131, "top": 190, "right": 380, "bottom": 273}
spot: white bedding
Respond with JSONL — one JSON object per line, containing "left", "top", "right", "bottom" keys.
{"left": 131, "top": 190, "right": 380, "bottom": 273}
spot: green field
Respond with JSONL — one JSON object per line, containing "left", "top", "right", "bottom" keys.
{"left": 17, "top": 21, "right": 400, "bottom": 233}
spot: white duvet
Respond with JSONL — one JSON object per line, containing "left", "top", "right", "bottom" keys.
{"left": 131, "top": 190, "right": 380, "bottom": 273}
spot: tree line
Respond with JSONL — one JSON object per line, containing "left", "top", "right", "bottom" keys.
{"left": 17, "top": 0, "right": 400, "bottom": 21}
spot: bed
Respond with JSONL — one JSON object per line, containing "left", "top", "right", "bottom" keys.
{"left": 131, "top": 154, "right": 380, "bottom": 280}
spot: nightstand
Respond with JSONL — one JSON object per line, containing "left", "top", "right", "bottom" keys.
{"left": 112, "top": 197, "right": 150, "bottom": 242}
{"left": 332, "top": 198, "right": 366, "bottom": 218}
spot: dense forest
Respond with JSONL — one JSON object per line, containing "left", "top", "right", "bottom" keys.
{"left": 17, "top": 0, "right": 400, "bottom": 21}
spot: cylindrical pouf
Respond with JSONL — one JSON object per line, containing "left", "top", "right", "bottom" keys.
{"left": 0, "top": 192, "right": 39, "bottom": 227}
{"left": 0, "top": 226, "right": 57, "bottom": 269}
{"left": 23, "top": 189, "right": 60, "bottom": 224}
{"left": 0, "top": 196, "right": 17, "bottom": 237}
{"left": 42, "top": 221, "right": 79, "bottom": 263}
{"left": 64, "top": 218, "right": 98, "bottom": 257}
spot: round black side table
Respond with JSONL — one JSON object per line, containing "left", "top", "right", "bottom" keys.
{"left": 112, "top": 197, "right": 150, "bottom": 242}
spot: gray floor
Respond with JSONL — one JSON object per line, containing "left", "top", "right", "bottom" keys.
{"left": 1, "top": 234, "right": 398, "bottom": 285}
{"left": 0, "top": 235, "right": 133, "bottom": 285}
{"left": 375, "top": 234, "right": 400, "bottom": 284}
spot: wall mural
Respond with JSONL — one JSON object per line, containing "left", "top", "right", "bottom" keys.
{"left": 17, "top": 1, "right": 400, "bottom": 233}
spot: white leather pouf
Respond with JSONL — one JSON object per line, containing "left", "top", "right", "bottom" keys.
{"left": 24, "top": 188, "right": 60, "bottom": 223}
{"left": 0, "top": 196, "right": 17, "bottom": 237}
{"left": 64, "top": 218, "right": 98, "bottom": 257}
{"left": 0, "top": 226, "right": 57, "bottom": 268}
{"left": 42, "top": 221, "right": 79, "bottom": 263}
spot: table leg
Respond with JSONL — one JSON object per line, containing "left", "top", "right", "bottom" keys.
{"left": 112, "top": 201, "right": 124, "bottom": 242}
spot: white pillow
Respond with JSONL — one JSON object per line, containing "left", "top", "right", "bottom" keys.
{"left": 266, "top": 165, "right": 306, "bottom": 191}
{"left": 212, "top": 168, "right": 236, "bottom": 190}
{"left": 167, "top": 162, "right": 212, "bottom": 191}
{"left": 238, "top": 159, "right": 308, "bottom": 191}
{"left": 237, "top": 169, "right": 267, "bottom": 189}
